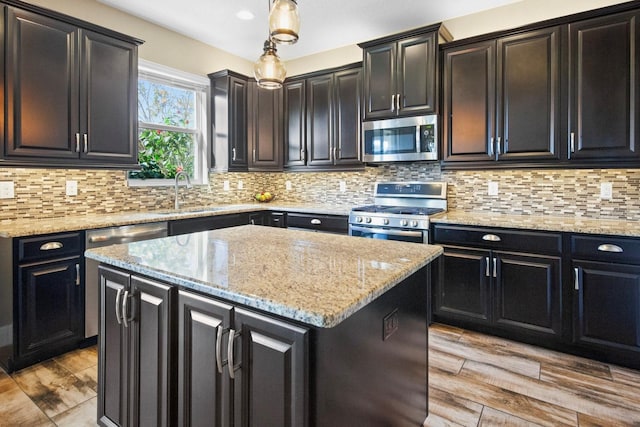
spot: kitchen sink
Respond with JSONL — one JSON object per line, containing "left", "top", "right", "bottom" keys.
{"left": 153, "top": 207, "right": 229, "bottom": 216}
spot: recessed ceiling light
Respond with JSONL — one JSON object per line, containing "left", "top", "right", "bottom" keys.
{"left": 236, "top": 10, "right": 255, "bottom": 20}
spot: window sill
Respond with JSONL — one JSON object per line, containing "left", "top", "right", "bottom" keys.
{"left": 127, "top": 178, "right": 206, "bottom": 188}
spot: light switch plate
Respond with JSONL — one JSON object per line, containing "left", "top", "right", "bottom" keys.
{"left": 600, "top": 182, "right": 613, "bottom": 199}
{"left": 339, "top": 181, "right": 347, "bottom": 192}
{"left": 223, "top": 180, "right": 230, "bottom": 191}
{"left": 488, "top": 181, "right": 499, "bottom": 196}
{"left": 0, "top": 181, "right": 15, "bottom": 199}
{"left": 285, "top": 180, "right": 292, "bottom": 191}
{"left": 66, "top": 180, "right": 78, "bottom": 196}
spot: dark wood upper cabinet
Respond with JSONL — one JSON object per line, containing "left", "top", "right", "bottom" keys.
{"left": 360, "top": 24, "right": 449, "bottom": 120}
{"left": 248, "top": 81, "right": 283, "bottom": 170}
{"left": 3, "top": 6, "right": 140, "bottom": 168}
{"left": 443, "top": 27, "right": 561, "bottom": 163}
{"left": 333, "top": 68, "right": 362, "bottom": 166}
{"left": 568, "top": 10, "right": 640, "bottom": 161}
{"left": 283, "top": 80, "right": 306, "bottom": 167}
{"left": 306, "top": 73, "right": 334, "bottom": 167}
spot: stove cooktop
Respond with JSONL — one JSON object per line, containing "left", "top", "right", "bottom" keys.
{"left": 351, "top": 205, "right": 445, "bottom": 216}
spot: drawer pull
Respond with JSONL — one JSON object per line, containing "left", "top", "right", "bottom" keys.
{"left": 597, "top": 244, "right": 623, "bottom": 253}
{"left": 482, "top": 234, "right": 501, "bottom": 242}
{"left": 310, "top": 219, "right": 322, "bottom": 225}
{"left": 228, "top": 329, "right": 241, "bottom": 379}
{"left": 40, "top": 241, "right": 63, "bottom": 251}
{"left": 485, "top": 257, "right": 490, "bottom": 277}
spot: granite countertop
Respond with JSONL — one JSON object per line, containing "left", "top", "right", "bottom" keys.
{"left": 84, "top": 225, "right": 442, "bottom": 328}
{"left": 432, "top": 211, "right": 640, "bottom": 237}
{"left": 0, "top": 202, "right": 353, "bottom": 238}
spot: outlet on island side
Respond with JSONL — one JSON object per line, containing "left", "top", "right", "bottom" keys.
{"left": 382, "top": 309, "right": 399, "bottom": 341}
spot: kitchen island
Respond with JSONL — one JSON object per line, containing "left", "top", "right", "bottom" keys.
{"left": 85, "top": 225, "right": 442, "bottom": 427}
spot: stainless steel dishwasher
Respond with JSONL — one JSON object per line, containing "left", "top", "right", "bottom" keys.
{"left": 85, "top": 222, "right": 168, "bottom": 338}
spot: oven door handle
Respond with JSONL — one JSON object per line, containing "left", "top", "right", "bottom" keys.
{"left": 350, "top": 225, "right": 424, "bottom": 238}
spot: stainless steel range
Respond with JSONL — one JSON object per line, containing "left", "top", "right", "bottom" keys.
{"left": 349, "top": 181, "right": 447, "bottom": 244}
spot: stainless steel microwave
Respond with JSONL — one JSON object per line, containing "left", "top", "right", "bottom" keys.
{"left": 362, "top": 115, "right": 438, "bottom": 163}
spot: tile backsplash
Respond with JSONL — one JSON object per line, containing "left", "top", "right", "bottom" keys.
{"left": 1, "top": 164, "right": 639, "bottom": 221}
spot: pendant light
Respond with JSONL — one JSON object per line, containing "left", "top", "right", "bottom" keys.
{"left": 269, "top": 0, "right": 300, "bottom": 44}
{"left": 254, "top": 39, "right": 286, "bottom": 89}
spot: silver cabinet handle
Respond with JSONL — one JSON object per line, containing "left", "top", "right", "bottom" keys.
{"left": 485, "top": 257, "right": 490, "bottom": 277}
{"left": 40, "top": 241, "right": 63, "bottom": 250}
{"left": 115, "top": 288, "right": 123, "bottom": 325}
{"left": 252, "top": 149, "right": 256, "bottom": 164}
{"left": 122, "top": 290, "right": 130, "bottom": 328}
{"left": 216, "top": 326, "right": 224, "bottom": 374}
{"left": 482, "top": 234, "right": 501, "bottom": 242}
{"left": 396, "top": 93, "right": 401, "bottom": 111}
{"left": 597, "top": 244, "right": 623, "bottom": 253}
{"left": 333, "top": 147, "right": 337, "bottom": 161}
{"left": 493, "top": 257, "right": 497, "bottom": 278}
{"left": 232, "top": 148, "right": 237, "bottom": 161}
{"left": 489, "top": 137, "right": 494, "bottom": 156}
{"left": 75, "top": 264, "right": 80, "bottom": 286}
{"left": 570, "top": 132, "right": 575, "bottom": 153}
{"left": 496, "top": 137, "right": 502, "bottom": 155}
{"left": 300, "top": 148, "right": 305, "bottom": 161}
{"left": 75, "top": 133, "right": 81, "bottom": 152}
{"left": 227, "top": 329, "right": 238, "bottom": 379}
{"left": 574, "top": 267, "right": 580, "bottom": 290}
{"left": 391, "top": 94, "right": 396, "bottom": 111}
{"left": 310, "top": 219, "right": 322, "bottom": 225}
{"left": 83, "top": 134, "right": 88, "bottom": 153}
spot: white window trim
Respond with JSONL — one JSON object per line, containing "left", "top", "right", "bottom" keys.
{"left": 128, "top": 59, "right": 210, "bottom": 188}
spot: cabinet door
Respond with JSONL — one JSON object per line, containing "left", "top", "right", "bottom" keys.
{"left": 17, "top": 256, "right": 82, "bottom": 358}
{"left": 306, "top": 74, "right": 333, "bottom": 166}
{"left": 333, "top": 68, "right": 362, "bottom": 165}
{"left": 573, "top": 261, "right": 640, "bottom": 355}
{"left": 569, "top": 11, "right": 640, "bottom": 160}
{"left": 98, "top": 266, "right": 130, "bottom": 427}
{"left": 233, "top": 307, "right": 308, "bottom": 427}
{"left": 443, "top": 41, "right": 496, "bottom": 162}
{"left": 397, "top": 32, "right": 437, "bottom": 116}
{"left": 248, "top": 82, "right": 283, "bottom": 170}
{"left": 80, "top": 30, "right": 137, "bottom": 164}
{"left": 177, "top": 291, "right": 233, "bottom": 427}
{"left": 129, "top": 276, "right": 175, "bottom": 427}
{"left": 5, "top": 7, "right": 79, "bottom": 160}
{"left": 362, "top": 42, "right": 396, "bottom": 120}
{"left": 496, "top": 27, "right": 561, "bottom": 161}
{"left": 494, "top": 252, "right": 562, "bottom": 337}
{"left": 433, "top": 246, "right": 492, "bottom": 324}
{"left": 229, "top": 76, "right": 249, "bottom": 170}
{"left": 283, "top": 80, "right": 306, "bottom": 167}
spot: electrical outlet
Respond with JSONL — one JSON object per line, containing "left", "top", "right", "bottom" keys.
{"left": 488, "top": 181, "right": 499, "bottom": 196}
{"left": 237, "top": 180, "right": 244, "bottom": 190}
{"left": 285, "top": 180, "right": 292, "bottom": 191}
{"left": 339, "top": 181, "right": 347, "bottom": 192}
{"left": 223, "top": 180, "right": 230, "bottom": 191}
{"left": 66, "top": 180, "right": 78, "bottom": 196}
{"left": 600, "top": 182, "right": 613, "bottom": 200}
{"left": 0, "top": 181, "right": 15, "bottom": 199}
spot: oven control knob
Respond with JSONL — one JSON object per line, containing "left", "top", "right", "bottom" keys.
{"left": 356, "top": 216, "right": 363, "bottom": 223}
{"left": 383, "top": 218, "right": 389, "bottom": 225}
{"left": 400, "top": 219, "right": 408, "bottom": 227}
{"left": 365, "top": 217, "right": 372, "bottom": 223}
{"left": 411, "top": 220, "right": 419, "bottom": 227}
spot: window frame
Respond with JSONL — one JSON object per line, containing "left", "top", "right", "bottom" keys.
{"left": 128, "top": 59, "right": 210, "bottom": 187}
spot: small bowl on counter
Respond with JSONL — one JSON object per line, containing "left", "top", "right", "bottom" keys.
{"left": 254, "top": 191, "right": 276, "bottom": 203}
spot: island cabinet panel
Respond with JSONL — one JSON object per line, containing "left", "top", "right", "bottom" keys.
{"left": 568, "top": 10, "right": 640, "bottom": 161}
{"left": 168, "top": 213, "right": 253, "bottom": 236}
{"left": 98, "top": 266, "right": 176, "bottom": 427}
{"left": 570, "top": 234, "right": 640, "bottom": 369}
{"left": 431, "top": 225, "right": 564, "bottom": 343}
{"left": 3, "top": 6, "right": 139, "bottom": 167}
{"left": 232, "top": 308, "right": 308, "bottom": 427}
{"left": 177, "top": 290, "right": 233, "bottom": 427}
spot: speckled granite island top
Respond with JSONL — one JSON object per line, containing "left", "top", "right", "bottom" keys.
{"left": 85, "top": 225, "right": 442, "bottom": 328}
{"left": 432, "top": 211, "right": 640, "bottom": 237}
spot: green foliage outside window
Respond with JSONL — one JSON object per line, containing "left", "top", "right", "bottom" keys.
{"left": 129, "top": 79, "right": 197, "bottom": 180}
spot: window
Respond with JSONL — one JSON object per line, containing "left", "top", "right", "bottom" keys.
{"left": 128, "top": 60, "right": 209, "bottom": 186}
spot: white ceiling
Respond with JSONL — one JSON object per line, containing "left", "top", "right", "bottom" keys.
{"left": 97, "top": 0, "right": 522, "bottom": 61}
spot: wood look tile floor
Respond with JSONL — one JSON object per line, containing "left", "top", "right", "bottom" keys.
{"left": 1, "top": 325, "right": 639, "bottom": 426}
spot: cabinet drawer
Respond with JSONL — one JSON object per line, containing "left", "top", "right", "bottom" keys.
{"left": 432, "top": 225, "right": 562, "bottom": 255}
{"left": 17, "top": 232, "right": 82, "bottom": 263}
{"left": 286, "top": 213, "right": 348, "bottom": 234}
{"left": 571, "top": 234, "right": 640, "bottom": 264}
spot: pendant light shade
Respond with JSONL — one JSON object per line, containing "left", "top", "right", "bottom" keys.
{"left": 269, "top": 0, "right": 300, "bottom": 44}
{"left": 254, "top": 39, "right": 286, "bottom": 89}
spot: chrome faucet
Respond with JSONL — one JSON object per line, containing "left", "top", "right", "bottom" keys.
{"left": 174, "top": 171, "right": 192, "bottom": 209}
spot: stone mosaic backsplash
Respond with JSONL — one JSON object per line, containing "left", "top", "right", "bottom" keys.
{"left": 1, "top": 164, "right": 639, "bottom": 222}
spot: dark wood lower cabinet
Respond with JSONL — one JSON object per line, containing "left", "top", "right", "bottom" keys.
{"left": 98, "top": 267, "right": 175, "bottom": 427}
